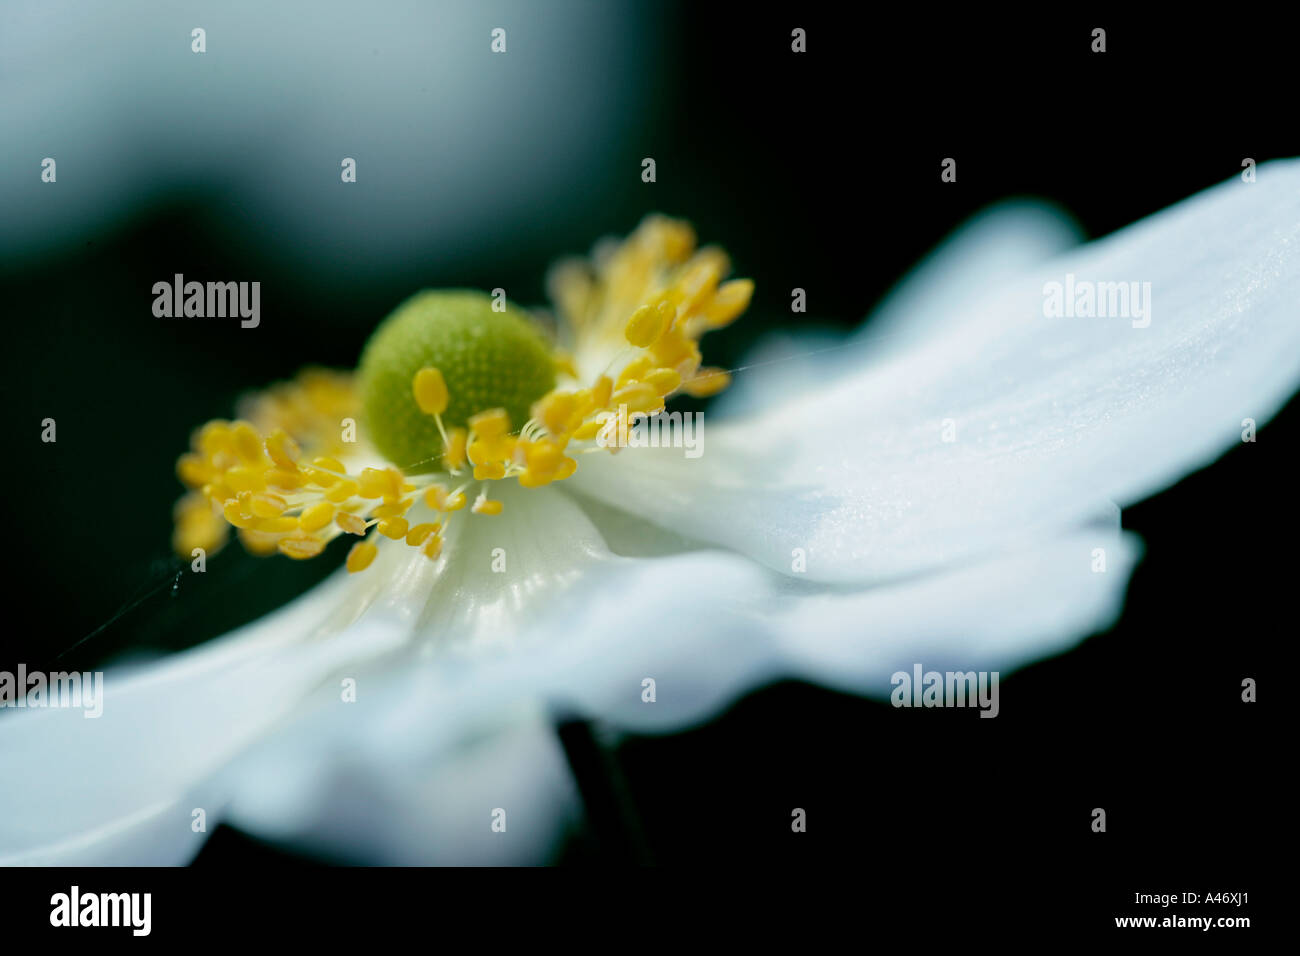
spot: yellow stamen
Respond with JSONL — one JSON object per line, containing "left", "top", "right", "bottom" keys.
{"left": 325, "top": 479, "right": 360, "bottom": 503}
{"left": 443, "top": 427, "right": 468, "bottom": 471}
{"left": 373, "top": 498, "right": 413, "bottom": 518}
{"left": 299, "top": 501, "right": 335, "bottom": 532}
{"left": 412, "top": 367, "right": 449, "bottom": 416}
{"left": 625, "top": 303, "right": 668, "bottom": 348}
{"left": 230, "top": 421, "right": 265, "bottom": 463}
{"left": 682, "top": 367, "right": 731, "bottom": 397}
{"left": 346, "top": 540, "right": 378, "bottom": 573}
{"left": 420, "top": 534, "right": 444, "bottom": 560}
{"left": 265, "top": 429, "right": 302, "bottom": 469}
{"left": 336, "top": 511, "right": 368, "bottom": 536}
{"left": 255, "top": 516, "right": 299, "bottom": 533}
{"left": 643, "top": 367, "right": 682, "bottom": 395}
{"left": 703, "top": 279, "right": 754, "bottom": 328}
{"left": 171, "top": 217, "right": 751, "bottom": 576}
{"left": 249, "top": 493, "right": 287, "bottom": 518}
{"left": 277, "top": 533, "right": 324, "bottom": 560}
{"left": 467, "top": 407, "right": 510, "bottom": 441}
{"left": 615, "top": 355, "right": 654, "bottom": 390}
{"left": 405, "top": 522, "right": 440, "bottom": 546}
{"left": 611, "top": 382, "right": 664, "bottom": 415}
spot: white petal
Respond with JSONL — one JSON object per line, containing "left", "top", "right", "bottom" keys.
{"left": 771, "top": 527, "right": 1140, "bottom": 696}
{"left": 713, "top": 199, "right": 1082, "bottom": 417}
{"left": 223, "top": 519, "right": 1138, "bottom": 781}
{"left": 858, "top": 198, "right": 1083, "bottom": 354}
{"left": 0, "top": 574, "right": 406, "bottom": 864}
{"left": 532, "top": 528, "right": 1138, "bottom": 731}
{"left": 571, "top": 162, "right": 1300, "bottom": 583}
{"left": 2, "top": 486, "right": 1141, "bottom": 864}
{"left": 223, "top": 700, "right": 581, "bottom": 865}
{"left": 0, "top": 483, "right": 648, "bottom": 863}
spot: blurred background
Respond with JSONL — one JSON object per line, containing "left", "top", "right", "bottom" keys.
{"left": 2, "top": 1, "right": 1292, "bottom": 887}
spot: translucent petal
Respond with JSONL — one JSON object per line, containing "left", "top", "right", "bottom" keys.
{"left": 714, "top": 198, "right": 1082, "bottom": 417}
{"left": 571, "top": 162, "right": 1300, "bottom": 583}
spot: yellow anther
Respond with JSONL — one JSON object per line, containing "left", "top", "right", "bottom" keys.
{"left": 468, "top": 434, "right": 515, "bottom": 467}
{"left": 555, "top": 457, "right": 577, "bottom": 481}
{"left": 646, "top": 215, "right": 696, "bottom": 262}
{"left": 518, "top": 469, "right": 550, "bottom": 489}
{"left": 592, "top": 375, "right": 613, "bottom": 409}
{"left": 682, "top": 367, "right": 732, "bottom": 398}
{"left": 423, "top": 484, "right": 447, "bottom": 509}
{"left": 472, "top": 496, "right": 503, "bottom": 516}
{"left": 625, "top": 303, "right": 668, "bottom": 348}
{"left": 277, "top": 533, "right": 324, "bottom": 560}
{"left": 250, "top": 493, "right": 287, "bottom": 518}
{"left": 678, "top": 247, "right": 730, "bottom": 311}
{"left": 224, "top": 466, "right": 267, "bottom": 494}
{"left": 525, "top": 439, "right": 563, "bottom": 474}
{"left": 572, "top": 419, "right": 603, "bottom": 441}
{"left": 173, "top": 494, "right": 228, "bottom": 555}
{"left": 230, "top": 421, "right": 265, "bottom": 463}
{"left": 650, "top": 326, "right": 700, "bottom": 373}
{"left": 197, "top": 421, "right": 234, "bottom": 459}
{"left": 298, "top": 501, "right": 335, "bottom": 532}
{"left": 413, "top": 367, "right": 449, "bottom": 416}
{"left": 405, "top": 522, "right": 440, "bottom": 546}
{"left": 611, "top": 382, "right": 663, "bottom": 415}
{"left": 265, "top": 429, "right": 302, "bottom": 469}
{"left": 356, "top": 466, "right": 403, "bottom": 500}
{"left": 266, "top": 468, "right": 305, "bottom": 490}
{"left": 237, "top": 528, "right": 281, "bottom": 556}
{"left": 443, "top": 491, "right": 467, "bottom": 512}
{"left": 703, "top": 278, "right": 754, "bottom": 328}
{"left": 222, "top": 499, "right": 256, "bottom": 529}
{"left": 643, "top": 367, "right": 682, "bottom": 395}
{"left": 377, "top": 516, "right": 409, "bottom": 540}
{"left": 473, "top": 461, "right": 506, "bottom": 481}
{"left": 373, "top": 498, "right": 413, "bottom": 519}
{"left": 571, "top": 388, "right": 597, "bottom": 418}
{"left": 254, "top": 516, "right": 299, "bottom": 533}
{"left": 615, "top": 355, "right": 654, "bottom": 390}
{"left": 306, "top": 457, "right": 345, "bottom": 486}
{"left": 443, "top": 427, "right": 467, "bottom": 471}
{"left": 176, "top": 454, "right": 213, "bottom": 488}
{"left": 346, "top": 540, "right": 379, "bottom": 573}
{"left": 325, "top": 479, "right": 360, "bottom": 503}
{"left": 420, "top": 534, "right": 444, "bottom": 560}
{"left": 358, "top": 467, "right": 388, "bottom": 498}
{"left": 336, "top": 511, "right": 368, "bottom": 536}
{"left": 534, "top": 391, "right": 578, "bottom": 436}
{"left": 202, "top": 481, "right": 232, "bottom": 504}
{"left": 467, "top": 407, "right": 510, "bottom": 441}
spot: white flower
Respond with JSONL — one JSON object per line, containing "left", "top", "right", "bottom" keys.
{"left": 3, "top": 162, "right": 1298, "bottom": 865}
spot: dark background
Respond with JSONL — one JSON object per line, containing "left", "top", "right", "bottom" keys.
{"left": 2, "top": 3, "right": 1290, "bottom": 912}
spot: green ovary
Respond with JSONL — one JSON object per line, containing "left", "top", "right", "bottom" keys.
{"left": 358, "top": 290, "right": 557, "bottom": 472}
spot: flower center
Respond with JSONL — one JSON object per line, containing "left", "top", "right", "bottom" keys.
{"left": 358, "top": 290, "right": 557, "bottom": 471}
{"left": 170, "top": 216, "right": 753, "bottom": 575}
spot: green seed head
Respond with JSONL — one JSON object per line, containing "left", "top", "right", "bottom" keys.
{"left": 358, "top": 290, "right": 556, "bottom": 472}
